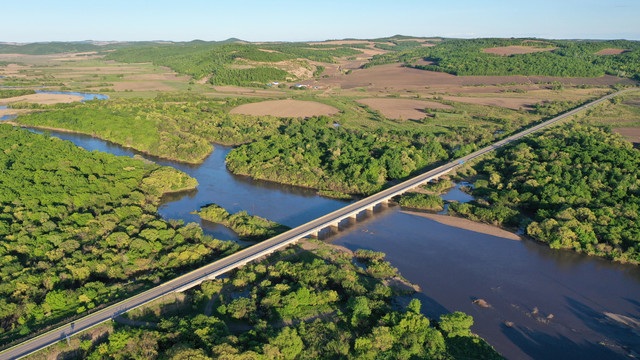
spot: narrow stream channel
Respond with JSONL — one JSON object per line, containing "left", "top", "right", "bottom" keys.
{"left": 4, "top": 92, "right": 640, "bottom": 359}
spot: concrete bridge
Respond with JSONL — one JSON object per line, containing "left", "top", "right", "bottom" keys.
{"left": 1, "top": 88, "right": 635, "bottom": 360}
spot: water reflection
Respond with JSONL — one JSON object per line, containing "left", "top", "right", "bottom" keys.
{"left": 25, "top": 128, "right": 349, "bottom": 242}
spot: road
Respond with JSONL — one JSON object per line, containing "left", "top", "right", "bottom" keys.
{"left": 0, "top": 88, "right": 635, "bottom": 360}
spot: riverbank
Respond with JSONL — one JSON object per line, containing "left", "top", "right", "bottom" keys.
{"left": 402, "top": 210, "right": 522, "bottom": 241}
{"left": 0, "top": 92, "right": 84, "bottom": 105}
{"left": 0, "top": 120, "right": 209, "bottom": 165}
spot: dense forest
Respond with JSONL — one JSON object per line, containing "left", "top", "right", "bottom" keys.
{"left": 0, "top": 125, "right": 240, "bottom": 346}
{"left": 195, "top": 204, "right": 290, "bottom": 241}
{"left": 451, "top": 124, "right": 640, "bottom": 263}
{"left": 11, "top": 94, "right": 295, "bottom": 163}
{"left": 226, "top": 117, "right": 448, "bottom": 195}
{"left": 397, "top": 193, "right": 445, "bottom": 212}
{"left": 73, "top": 241, "right": 500, "bottom": 359}
{"left": 366, "top": 38, "right": 640, "bottom": 79}
{"left": 105, "top": 43, "right": 361, "bottom": 86}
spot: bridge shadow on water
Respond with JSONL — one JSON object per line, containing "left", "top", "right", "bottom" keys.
{"left": 320, "top": 203, "right": 451, "bottom": 319}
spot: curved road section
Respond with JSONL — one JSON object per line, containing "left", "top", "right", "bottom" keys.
{"left": 1, "top": 88, "right": 636, "bottom": 360}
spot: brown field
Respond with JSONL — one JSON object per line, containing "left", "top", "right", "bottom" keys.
{"left": 305, "top": 63, "right": 634, "bottom": 92}
{"left": 442, "top": 95, "right": 539, "bottom": 110}
{"left": 123, "top": 73, "right": 190, "bottom": 81}
{"left": 0, "top": 108, "right": 30, "bottom": 117}
{"left": 357, "top": 98, "right": 452, "bottom": 120}
{"left": 230, "top": 99, "right": 339, "bottom": 117}
{"left": 212, "top": 86, "right": 283, "bottom": 97}
{"left": 482, "top": 46, "right": 556, "bottom": 56}
{"left": 0, "top": 93, "right": 84, "bottom": 105}
{"left": 111, "top": 81, "right": 176, "bottom": 92}
{"left": 613, "top": 127, "right": 640, "bottom": 144}
{"left": 595, "top": 48, "right": 630, "bottom": 55}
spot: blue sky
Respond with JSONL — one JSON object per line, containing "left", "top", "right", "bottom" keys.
{"left": 3, "top": 0, "right": 639, "bottom": 42}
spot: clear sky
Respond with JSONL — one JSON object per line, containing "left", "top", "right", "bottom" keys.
{"left": 3, "top": 0, "right": 639, "bottom": 43}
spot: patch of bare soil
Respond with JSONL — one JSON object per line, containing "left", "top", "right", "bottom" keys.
{"left": 0, "top": 108, "right": 30, "bottom": 117}
{"left": 442, "top": 95, "right": 539, "bottom": 110}
{"left": 58, "top": 66, "right": 148, "bottom": 74}
{"left": 483, "top": 46, "right": 556, "bottom": 56}
{"left": 613, "top": 127, "right": 640, "bottom": 144}
{"left": 111, "top": 81, "right": 176, "bottom": 92}
{"left": 402, "top": 211, "right": 522, "bottom": 241}
{"left": 212, "top": 86, "right": 282, "bottom": 97}
{"left": 596, "top": 48, "right": 630, "bottom": 55}
{"left": 308, "top": 40, "right": 374, "bottom": 46}
{"left": 0, "top": 93, "right": 83, "bottom": 105}
{"left": 384, "top": 277, "right": 421, "bottom": 292}
{"left": 357, "top": 98, "right": 452, "bottom": 120}
{"left": 123, "top": 73, "right": 190, "bottom": 81}
{"left": 196, "top": 74, "right": 212, "bottom": 85}
{"left": 229, "top": 99, "right": 339, "bottom": 117}
{"left": 228, "top": 63, "right": 256, "bottom": 70}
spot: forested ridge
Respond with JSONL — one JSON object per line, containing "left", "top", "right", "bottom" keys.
{"left": 106, "top": 42, "right": 361, "bottom": 86}
{"left": 0, "top": 125, "right": 239, "bottom": 346}
{"left": 366, "top": 38, "right": 640, "bottom": 79}
{"left": 74, "top": 241, "right": 501, "bottom": 359}
{"left": 452, "top": 124, "right": 640, "bottom": 263}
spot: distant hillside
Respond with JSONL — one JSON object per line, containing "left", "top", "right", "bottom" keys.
{"left": 105, "top": 41, "right": 362, "bottom": 87}
{"left": 0, "top": 41, "right": 166, "bottom": 55}
{"left": 364, "top": 38, "right": 640, "bottom": 80}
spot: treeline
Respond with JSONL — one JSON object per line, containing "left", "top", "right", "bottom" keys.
{"left": 365, "top": 38, "right": 640, "bottom": 79}
{"left": 451, "top": 124, "right": 640, "bottom": 263}
{"left": 0, "top": 89, "right": 35, "bottom": 99}
{"left": 0, "top": 125, "right": 240, "bottom": 345}
{"left": 11, "top": 94, "right": 294, "bottom": 163}
{"left": 195, "top": 204, "right": 289, "bottom": 241}
{"left": 106, "top": 42, "right": 361, "bottom": 86}
{"left": 226, "top": 117, "right": 448, "bottom": 195}
{"left": 0, "top": 41, "right": 166, "bottom": 55}
{"left": 397, "top": 193, "right": 444, "bottom": 211}
{"left": 78, "top": 241, "right": 500, "bottom": 359}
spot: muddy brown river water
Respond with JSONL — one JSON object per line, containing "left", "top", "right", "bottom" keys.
{"left": 18, "top": 123, "right": 640, "bottom": 360}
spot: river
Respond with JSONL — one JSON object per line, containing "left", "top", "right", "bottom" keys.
{"left": 5, "top": 93, "right": 640, "bottom": 359}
